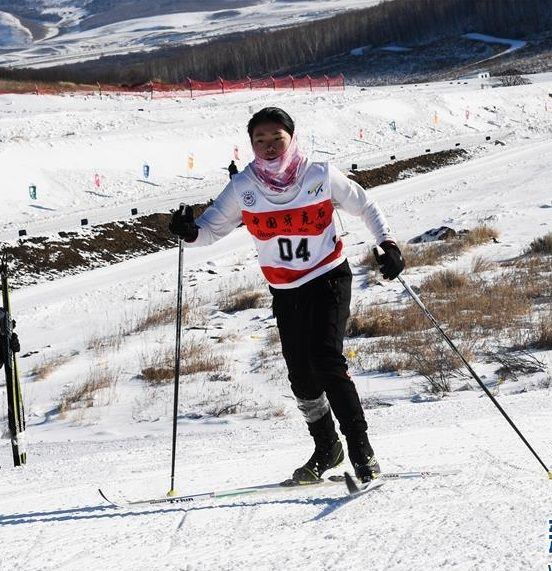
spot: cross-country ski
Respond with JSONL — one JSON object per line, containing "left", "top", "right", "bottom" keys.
{"left": 98, "top": 468, "right": 460, "bottom": 509}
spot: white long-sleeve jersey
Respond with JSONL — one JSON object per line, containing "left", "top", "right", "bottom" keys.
{"left": 186, "top": 160, "right": 394, "bottom": 289}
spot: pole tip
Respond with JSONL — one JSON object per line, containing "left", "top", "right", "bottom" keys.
{"left": 548, "top": 471, "right": 552, "bottom": 480}
{"left": 167, "top": 488, "right": 178, "bottom": 497}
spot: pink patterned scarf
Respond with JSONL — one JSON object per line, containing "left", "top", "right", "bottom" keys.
{"left": 252, "top": 135, "right": 306, "bottom": 193}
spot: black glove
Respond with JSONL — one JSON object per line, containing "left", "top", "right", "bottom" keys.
{"left": 169, "top": 205, "right": 199, "bottom": 243}
{"left": 10, "top": 331, "right": 20, "bottom": 353}
{"left": 373, "top": 241, "right": 405, "bottom": 280}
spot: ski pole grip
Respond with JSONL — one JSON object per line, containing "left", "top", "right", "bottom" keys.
{"left": 372, "top": 245, "right": 384, "bottom": 264}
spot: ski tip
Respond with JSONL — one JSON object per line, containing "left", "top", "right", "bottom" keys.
{"left": 98, "top": 488, "right": 125, "bottom": 508}
{"left": 98, "top": 488, "right": 115, "bottom": 505}
{"left": 344, "top": 472, "right": 360, "bottom": 495}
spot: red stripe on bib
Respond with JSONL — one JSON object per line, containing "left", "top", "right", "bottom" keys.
{"left": 260, "top": 240, "right": 343, "bottom": 284}
{"left": 243, "top": 199, "right": 334, "bottom": 241}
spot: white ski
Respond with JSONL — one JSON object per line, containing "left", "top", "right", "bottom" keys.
{"left": 98, "top": 468, "right": 459, "bottom": 509}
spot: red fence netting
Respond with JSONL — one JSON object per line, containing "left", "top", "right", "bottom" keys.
{"left": 14, "top": 74, "right": 344, "bottom": 98}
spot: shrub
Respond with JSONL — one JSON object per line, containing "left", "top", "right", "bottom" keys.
{"left": 463, "top": 225, "right": 499, "bottom": 247}
{"left": 359, "top": 225, "right": 499, "bottom": 272}
{"left": 58, "top": 366, "right": 119, "bottom": 413}
{"left": 528, "top": 232, "right": 552, "bottom": 255}
{"left": 347, "top": 305, "right": 400, "bottom": 337}
{"left": 493, "top": 349, "right": 547, "bottom": 382}
{"left": 141, "top": 341, "right": 226, "bottom": 385}
{"left": 132, "top": 301, "right": 190, "bottom": 333}
{"left": 219, "top": 288, "right": 266, "bottom": 313}
{"left": 30, "top": 354, "right": 72, "bottom": 381}
{"left": 402, "top": 333, "right": 473, "bottom": 394}
{"left": 471, "top": 256, "right": 495, "bottom": 274}
{"left": 422, "top": 269, "right": 470, "bottom": 294}
{"left": 533, "top": 312, "right": 552, "bottom": 349}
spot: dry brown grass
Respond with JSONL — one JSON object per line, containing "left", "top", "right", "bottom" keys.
{"left": 257, "top": 327, "right": 282, "bottom": 361}
{"left": 471, "top": 256, "right": 496, "bottom": 274}
{"left": 218, "top": 287, "right": 267, "bottom": 313}
{"left": 463, "top": 225, "right": 499, "bottom": 247}
{"left": 206, "top": 399, "right": 245, "bottom": 417}
{"left": 140, "top": 340, "right": 226, "bottom": 385}
{"left": 58, "top": 366, "right": 119, "bottom": 414}
{"left": 421, "top": 269, "right": 470, "bottom": 294}
{"left": 402, "top": 334, "right": 473, "bottom": 393}
{"left": 528, "top": 232, "right": 552, "bottom": 255}
{"left": 360, "top": 225, "right": 499, "bottom": 273}
{"left": 347, "top": 304, "right": 416, "bottom": 338}
{"left": 491, "top": 347, "right": 548, "bottom": 383}
{"left": 351, "top": 268, "right": 534, "bottom": 341}
{"left": 347, "top": 266, "right": 540, "bottom": 393}
{"left": 30, "top": 354, "right": 73, "bottom": 381}
{"left": 418, "top": 269, "right": 536, "bottom": 335}
{"left": 87, "top": 325, "right": 128, "bottom": 353}
{"left": 349, "top": 230, "right": 552, "bottom": 393}
{"left": 87, "top": 297, "right": 201, "bottom": 354}
{"left": 370, "top": 334, "right": 473, "bottom": 385}
{"left": 531, "top": 311, "right": 552, "bottom": 350}
{"left": 373, "top": 353, "right": 412, "bottom": 373}
{"left": 132, "top": 301, "right": 190, "bottom": 334}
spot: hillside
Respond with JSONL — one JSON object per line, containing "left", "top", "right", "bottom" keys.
{"left": 1, "top": 0, "right": 552, "bottom": 85}
{"left": 1, "top": 73, "right": 551, "bottom": 570}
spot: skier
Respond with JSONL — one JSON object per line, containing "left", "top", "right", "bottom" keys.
{"left": 228, "top": 160, "right": 239, "bottom": 179}
{"left": 0, "top": 308, "right": 20, "bottom": 370}
{"left": 169, "top": 107, "right": 404, "bottom": 484}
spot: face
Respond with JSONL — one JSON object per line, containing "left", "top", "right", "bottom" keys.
{"left": 251, "top": 122, "right": 292, "bottom": 160}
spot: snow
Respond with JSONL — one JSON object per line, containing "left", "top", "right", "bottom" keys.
{"left": 0, "top": 0, "right": 388, "bottom": 68}
{"left": 463, "top": 33, "right": 528, "bottom": 67}
{"left": 0, "top": 11, "right": 33, "bottom": 48}
{"left": 1, "top": 74, "right": 552, "bottom": 570}
{"left": 463, "top": 32, "right": 527, "bottom": 55}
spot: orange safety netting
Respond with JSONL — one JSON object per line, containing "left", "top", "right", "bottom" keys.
{"left": 13, "top": 74, "right": 344, "bottom": 98}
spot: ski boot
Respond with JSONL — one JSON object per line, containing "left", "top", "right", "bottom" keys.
{"left": 347, "top": 433, "right": 381, "bottom": 483}
{"left": 292, "top": 438, "right": 344, "bottom": 483}
{"left": 354, "top": 455, "right": 381, "bottom": 483}
{"left": 291, "top": 410, "right": 344, "bottom": 483}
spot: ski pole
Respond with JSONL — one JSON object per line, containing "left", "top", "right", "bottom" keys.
{"left": 392, "top": 268, "right": 551, "bottom": 478}
{"left": 168, "top": 206, "right": 186, "bottom": 496}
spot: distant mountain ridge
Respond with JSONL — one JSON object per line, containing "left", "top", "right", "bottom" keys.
{"left": 0, "top": 0, "right": 550, "bottom": 84}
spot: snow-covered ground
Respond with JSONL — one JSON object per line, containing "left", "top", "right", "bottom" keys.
{"left": 0, "top": 11, "right": 33, "bottom": 48}
{"left": 1, "top": 76, "right": 552, "bottom": 570}
{"left": 0, "top": 0, "right": 386, "bottom": 68}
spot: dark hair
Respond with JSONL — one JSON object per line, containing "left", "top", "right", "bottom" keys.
{"left": 247, "top": 107, "right": 295, "bottom": 139}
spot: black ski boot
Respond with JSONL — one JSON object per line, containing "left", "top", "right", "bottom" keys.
{"left": 354, "top": 456, "right": 381, "bottom": 483}
{"left": 347, "top": 433, "right": 381, "bottom": 483}
{"left": 292, "top": 438, "right": 344, "bottom": 483}
{"left": 292, "top": 411, "right": 344, "bottom": 483}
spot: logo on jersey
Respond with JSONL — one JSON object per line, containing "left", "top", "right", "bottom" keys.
{"left": 241, "top": 190, "right": 256, "bottom": 207}
{"left": 308, "top": 182, "right": 324, "bottom": 197}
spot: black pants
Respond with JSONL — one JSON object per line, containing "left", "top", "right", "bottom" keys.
{"left": 270, "top": 260, "right": 368, "bottom": 441}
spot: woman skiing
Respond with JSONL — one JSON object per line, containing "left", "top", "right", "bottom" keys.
{"left": 169, "top": 107, "right": 404, "bottom": 484}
